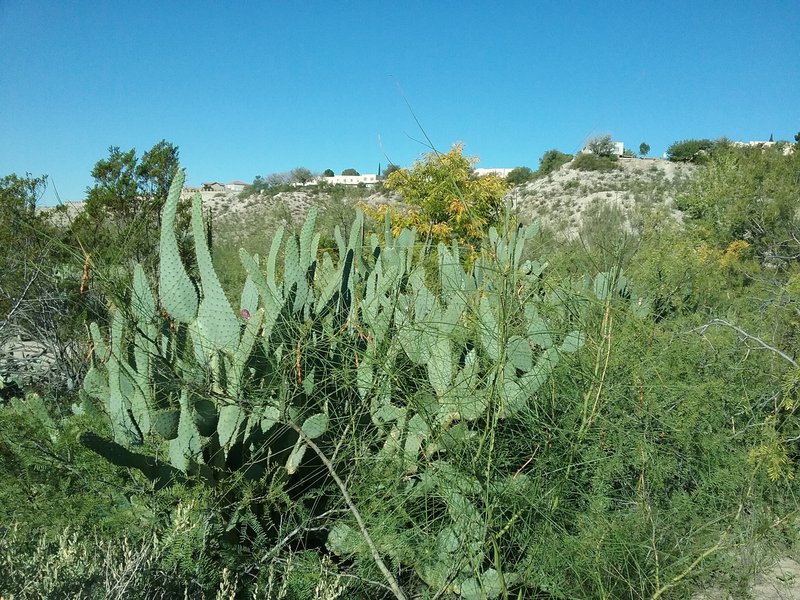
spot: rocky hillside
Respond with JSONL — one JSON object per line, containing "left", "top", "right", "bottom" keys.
{"left": 511, "top": 157, "right": 695, "bottom": 237}
{"left": 205, "top": 158, "right": 695, "bottom": 244}
{"left": 42, "top": 158, "right": 695, "bottom": 245}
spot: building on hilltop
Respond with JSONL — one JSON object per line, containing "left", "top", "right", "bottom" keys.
{"left": 294, "top": 174, "right": 379, "bottom": 187}
{"left": 473, "top": 168, "right": 514, "bottom": 178}
{"left": 579, "top": 141, "right": 625, "bottom": 157}
{"left": 199, "top": 181, "right": 249, "bottom": 192}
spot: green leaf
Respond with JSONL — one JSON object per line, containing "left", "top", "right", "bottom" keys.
{"left": 507, "top": 335, "right": 533, "bottom": 371}
{"left": 158, "top": 172, "right": 198, "bottom": 323}
{"left": 192, "top": 194, "right": 239, "bottom": 351}
{"left": 153, "top": 409, "right": 180, "bottom": 440}
{"left": 560, "top": 330, "right": 585, "bottom": 353}
{"left": 285, "top": 440, "right": 308, "bottom": 474}
{"left": 301, "top": 412, "right": 328, "bottom": 439}
{"left": 428, "top": 335, "right": 453, "bottom": 397}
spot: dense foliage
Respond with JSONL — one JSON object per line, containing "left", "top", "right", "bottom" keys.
{"left": 571, "top": 151, "right": 619, "bottom": 171}
{"left": 2, "top": 141, "right": 799, "bottom": 598}
{"left": 371, "top": 143, "right": 508, "bottom": 251}
{"left": 505, "top": 166, "right": 535, "bottom": 185}
{"left": 536, "top": 149, "right": 573, "bottom": 178}
{"left": 666, "top": 138, "right": 717, "bottom": 163}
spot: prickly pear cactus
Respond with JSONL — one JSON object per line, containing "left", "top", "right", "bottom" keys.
{"left": 79, "top": 165, "right": 613, "bottom": 597}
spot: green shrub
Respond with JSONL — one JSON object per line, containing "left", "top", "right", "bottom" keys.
{"left": 536, "top": 149, "right": 573, "bottom": 178}
{"left": 506, "top": 166, "right": 535, "bottom": 185}
{"left": 666, "top": 138, "right": 716, "bottom": 163}
{"left": 571, "top": 152, "right": 619, "bottom": 171}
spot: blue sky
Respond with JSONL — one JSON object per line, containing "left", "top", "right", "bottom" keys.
{"left": 1, "top": 1, "right": 798, "bottom": 205}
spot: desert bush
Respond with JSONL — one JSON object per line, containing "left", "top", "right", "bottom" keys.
{"left": 676, "top": 144, "right": 800, "bottom": 259}
{"left": 572, "top": 152, "right": 619, "bottom": 172}
{"left": 505, "top": 166, "right": 535, "bottom": 185}
{"left": 369, "top": 143, "right": 508, "bottom": 252}
{"left": 535, "top": 149, "right": 573, "bottom": 178}
{"left": 666, "top": 138, "right": 716, "bottom": 163}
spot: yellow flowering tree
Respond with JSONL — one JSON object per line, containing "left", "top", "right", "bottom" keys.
{"left": 371, "top": 143, "right": 508, "bottom": 251}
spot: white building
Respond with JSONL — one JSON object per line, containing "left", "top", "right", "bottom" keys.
{"left": 473, "top": 168, "right": 514, "bottom": 178}
{"left": 580, "top": 141, "right": 625, "bottom": 157}
{"left": 301, "top": 174, "right": 379, "bottom": 187}
{"left": 225, "top": 181, "right": 248, "bottom": 192}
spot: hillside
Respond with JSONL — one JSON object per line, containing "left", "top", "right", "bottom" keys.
{"left": 201, "top": 157, "right": 695, "bottom": 248}
{"left": 511, "top": 157, "right": 695, "bottom": 237}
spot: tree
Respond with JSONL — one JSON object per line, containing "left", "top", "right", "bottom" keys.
{"left": 536, "top": 149, "right": 573, "bottom": 177}
{"left": 587, "top": 135, "right": 616, "bottom": 157}
{"left": 794, "top": 132, "right": 800, "bottom": 144}
{"left": 290, "top": 167, "right": 315, "bottom": 185}
{"left": 136, "top": 140, "right": 180, "bottom": 210}
{"left": 322, "top": 168, "right": 335, "bottom": 177}
{"left": 639, "top": 142, "right": 650, "bottom": 157}
{"left": 341, "top": 168, "right": 360, "bottom": 176}
{"left": 0, "top": 172, "right": 46, "bottom": 217}
{"left": 377, "top": 143, "right": 508, "bottom": 250}
{"left": 76, "top": 141, "right": 180, "bottom": 267}
{"left": 382, "top": 163, "right": 401, "bottom": 179}
{"left": 506, "top": 166, "right": 535, "bottom": 185}
{"left": 666, "top": 139, "right": 715, "bottom": 163}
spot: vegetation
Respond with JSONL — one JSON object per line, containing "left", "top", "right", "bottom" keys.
{"left": 74, "top": 141, "right": 180, "bottom": 269}
{"left": 381, "top": 163, "right": 401, "bottom": 179}
{"left": 367, "top": 143, "right": 507, "bottom": 251}
{"left": 505, "top": 166, "right": 535, "bottom": 185}
{"left": 2, "top": 138, "right": 800, "bottom": 598}
{"left": 341, "top": 168, "right": 360, "bottom": 176}
{"left": 535, "top": 149, "right": 573, "bottom": 177}
{"left": 290, "top": 167, "right": 316, "bottom": 184}
{"left": 586, "top": 134, "right": 616, "bottom": 157}
{"left": 639, "top": 142, "right": 650, "bottom": 156}
{"left": 666, "top": 138, "right": 717, "bottom": 163}
{"left": 571, "top": 151, "right": 619, "bottom": 171}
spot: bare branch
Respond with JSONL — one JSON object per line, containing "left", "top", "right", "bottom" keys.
{"left": 288, "top": 422, "right": 408, "bottom": 600}
{"left": 687, "top": 319, "right": 797, "bottom": 367}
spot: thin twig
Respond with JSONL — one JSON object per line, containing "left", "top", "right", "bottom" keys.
{"left": 688, "top": 319, "right": 797, "bottom": 367}
{"left": 288, "top": 422, "right": 408, "bottom": 600}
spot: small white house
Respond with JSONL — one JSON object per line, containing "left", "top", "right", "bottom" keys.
{"left": 473, "top": 168, "right": 514, "bottom": 178}
{"left": 225, "top": 181, "right": 248, "bottom": 192}
{"left": 307, "top": 174, "right": 378, "bottom": 187}
{"left": 580, "top": 141, "right": 625, "bottom": 157}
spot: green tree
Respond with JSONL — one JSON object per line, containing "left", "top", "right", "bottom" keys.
{"left": 536, "top": 149, "right": 573, "bottom": 177}
{"left": 341, "top": 168, "right": 360, "bottom": 176}
{"left": 0, "top": 173, "right": 86, "bottom": 390}
{"left": 0, "top": 173, "right": 51, "bottom": 316}
{"left": 639, "top": 142, "right": 650, "bottom": 157}
{"left": 75, "top": 141, "right": 180, "bottom": 267}
{"left": 587, "top": 135, "right": 616, "bottom": 157}
{"left": 506, "top": 166, "right": 535, "bottom": 185}
{"left": 676, "top": 143, "right": 800, "bottom": 258}
{"left": 136, "top": 139, "right": 180, "bottom": 215}
{"left": 666, "top": 138, "right": 715, "bottom": 163}
{"left": 382, "top": 163, "right": 401, "bottom": 179}
{"left": 322, "top": 168, "right": 335, "bottom": 177}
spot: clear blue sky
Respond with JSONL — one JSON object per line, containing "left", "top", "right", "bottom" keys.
{"left": 2, "top": 1, "right": 798, "bottom": 205}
